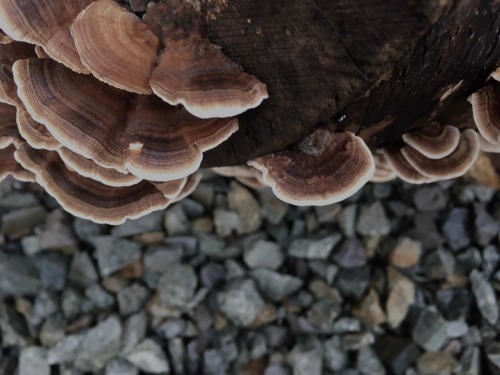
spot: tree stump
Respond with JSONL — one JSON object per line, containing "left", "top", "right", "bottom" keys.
{"left": 200, "top": 0, "right": 500, "bottom": 167}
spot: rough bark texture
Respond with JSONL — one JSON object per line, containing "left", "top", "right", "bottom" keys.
{"left": 200, "top": 0, "right": 500, "bottom": 167}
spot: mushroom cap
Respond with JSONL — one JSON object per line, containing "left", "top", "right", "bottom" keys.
{"left": 0, "top": 0, "right": 93, "bottom": 73}
{"left": 14, "top": 144, "right": 188, "bottom": 224}
{"left": 13, "top": 58, "right": 239, "bottom": 181}
{"left": 0, "top": 29, "right": 12, "bottom": 44}
{"left": 172, "top": 171, "right": 203, "bottom": 202}
{"left": 57, "top": 147, "right": 142, "bottom": 187}
{"left": 402, "top": 122, "right": 460, "bottom": 159}
{"left": 248, "top": 130, "right": 375, "bottom": 206}
{"left": 371, "top": 152, "right": 396, "bottom": 182}
{"left": 477, "top": 131, "right": 500, "bottom": 153}
{"left": 71, "top": 0, "right": 159, "bottom": 94}
{"left": 34, "top": 45, "right": 50, "bottom": 59}
{"left": 381, "top": 147, "right": 433, "bottom": 184}
{"left": 16, "top": 107, "right": 61, "bottom": 150}
{"left": 470, "top": 82, "right": 500, "bottom": 144}
{"left": 401, "top": 129, "right": 480, "bottom": 179}
{"left": 150, "top": 36, "right": 268, "bottom": 119}
{"left": 0, "top": 143, "right": 35, "bottom": 182}
{"left": 0, "top": 102, "right": 21, "bottom": 147}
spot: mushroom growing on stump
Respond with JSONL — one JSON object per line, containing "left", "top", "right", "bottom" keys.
{"left": 249, "top": 129, "right": 375, "bottom": 205}
{"left": 381, "top": 146, "right": 434, "bottom": 184}
{"left": 469, "top": 81, "right": 500, "bottom": 144}
{"left": 401, "top": 129, "right": 480, "bottom": 179}
{"left": 0, "top": 0, "right": 93, "bottom": 73}
{"left": 371, "top": 152, "right": 396, "bottom": 183}
{"left": 401, "top": 122, "right": 460, "bottom": 159}
{"left": 57, "top": 147, "right": 142, "bottom": 187}
{"left": 14, "top": 144, "right": 193, "bottom": 224}
{"left": 70, "top": 0, "right": 268, "bottom": 118}
{"left": 13, "top": 58, "right": 239, "bottom": 180}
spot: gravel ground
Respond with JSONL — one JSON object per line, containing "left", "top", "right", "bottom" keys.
{"left": 0, "top": 173, "right": 499, "bottom": 375}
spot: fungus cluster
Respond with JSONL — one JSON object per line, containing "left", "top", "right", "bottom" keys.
{"left": 0, "top": 0, "right": 268, "bottom": 224}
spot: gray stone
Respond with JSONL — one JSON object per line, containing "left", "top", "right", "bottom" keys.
{"left": 0, "top": 301, "right": 31, "bottom": 347}
{"left": 144, "top": 244, "right": 183, "bottom": 272}
{"left": 48, "top": 334, "right": 85, "bottom": 364}
{"left": 386, "top": 268, "right": 416, "bottom": 328}
{"left": 288, "top": 234, "right": 341, "bottom": 259}
{"left": 203, "top": 349, "right": 226, "bottom": 375}
{"left": 247, "top": 332, "right": 268, "bottom": 358}
{"left": 406, "top": 213, "right": 443, "bottom": 251}
{"left": 373, "top": 182, "right": 392, "bottom": 199}
{"left": 91, "top": 236, "right": 142, "bottom": 277}
{"left": 413, "top": 186, "right": 447, "bottom": 211}
{"left": 460, "top": 346, "right": 481, "bottom": 375}
{"left": 333, "top": 238, "right": 366, "bottom": 269}
{"left": 200, "top": 262, "right": 225, "bottom": 288}
{"left": 126, "top": 339, "right": 170, "bottom": 374}
{"left": 456, "top": 247, "right": 482, "bottom": 274}
{"left": 356, "top": 202, "right": 391, "bottom": 236}
{"left": 483, "top": 244, "right": 500, "bottom": 278}
{"left": 227, "top": 181, "right": 262, "bottom": 234}
{"left": 74, "top": 315, "right": 122, "bottom": 371}
{"left": 217, "top": 279, "right": 265, "bottom": 326}
{"left": 213, "top": 208, "right": 239, "bottom": 237}
{"left": 486, "top": 342, "right": 500, "bottom": 375}
{"left": 422, "top": 248, "right": 456, "bottom": 280}
{"left": 73, "top": 217, "right": 104, "bottom": 240}
{"left": 324, "top": 336, "right": 348, "bottom": 372}
{"left": 117, "top": 284, "right": 151, "bottom": 316}
{"left": 19, "top": 347, "right": 49, "bottom": 375}
{"left": 260, "top": 190, "right": 289, "bottom": 224}
{"left": 61, "top": 288, "right": 88, "bottom": 320}
{"left": 111, "top": 210, "right": 163, "bottom": 237}
{"left": 374, "top": 336, "right": 420, "bottom": 375}
{"left": 190, "top": 181, "right": 214, "bottom": 208}
{"left": 33, "top": 252, "right": 69, "bottom": 291}
{"left": 157, "top": 318, "right": 186, "bottom": 339}
{"left": 168, "top": 338, "right": 185, "bottom": 374}
{"left": 336, "top": 266, "right": 370, "bottom": 298}
{"left": 474, "top": 204, "right": 499, "bottom": 246}
{"left": 442, "top": 208, "right": 471, "bottom": 251}
{"left": 263, "top": 326, "right": 288, "bottom": 348}
{"left": 198, "top": 232, "right": 239, "bottom": 259}
{"left": 85, "top": 283, "right": 115, "bottom": 309}
{"left": 331, "top": 317, "right": 362, "bottom": 334}
{"left": 338, "top": 204, "right": 357, "bottom": 237}
{"left": 307, "top": 299, "right": 341, "bottom": 332}
{"left": 357, "top": 346, "right": 386, "bottom": 375}
{"left": 21, "top": 235, "right": 41, "bottom": 256}
{"left": 287, "top": 337, "right": 323, "bottom": 375}
{"left": 341, "top": 332, "right": 375, "bottom": 351}
{"left": 251, "top": 268, "right": 303, "bottom": 301}
{"left": 470, "top": 269, "right": 499, "bottom": 325}
{"left": 164, "top": 204, "right": 190, "bottom": 235}
{"left": 1, "top": 205, "right": 47, "bottom": 236}
{"left": 0, "top": 191, "right": 37, "bottom": 210}
{"left": 180, "top": 197, "right": 205, "bottom": 218}
{"left": 436, "top": 288, "right": 470, "bottom": 321}
{"left": 37, "top": 209, "right": 77, "bottom": 253}
{"left": 106, "top": 358, "right": 138, "bottom": 375}
{"left": 68, "top": 252, "right": 99, "bottom": 289}
{"left": 411, "top": 308, "right": 448, "bottom": 351}
{"left": 244, "top": 239, "right": 284, "bottom": 270}
{"left": 32, "top": 290, "right": 59, "bottom": 325}
{"left": 39, "top": 315, "right": 66, "bottom": 347}
{"left": 157, "top": 264, "right": 197, "bottom": 308}
{"left": 121, "top": 311, "right": 148, "bottom": 355}
{"left": 264, "top": 364, "right": 292, "bottom": 375}
{"left": 0, "top": 253, "right": 41, "bottom": 296}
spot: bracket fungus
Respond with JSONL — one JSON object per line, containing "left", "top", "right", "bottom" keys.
{"left": 401, "top": 129, "right": 480, "bottom": 180}
{"left": 470, "top": 81, "right": 500, "bottom": 145}
{"left": 13, "top": 58, "right": 238, "bottom": 181}
{"left": 70, "top": 0, "right": 268, "bottom": 118}
{"left": 213, "top": 166, "right": 267, "bottom": 190}
{"left": 381, "top": 147, "right": 434, "bottom": 184}
{"left": 371, "top": 152, "right": 396, "bottom": 183}
{"left": 0, "top": 0, "right": 93, "bottom": 73}
{"left": 14, "top": 145, "right": 193, "bottom": 224}
{"left": 249, "top": 130, "right": 375, "bottom": 206}
{"left": 401, "top": 122, "right": 460, "bottom": 159}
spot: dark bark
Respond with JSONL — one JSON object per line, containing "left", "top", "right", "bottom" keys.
{"left": 200, "top": 0, "right": 500, "bottom": 167}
